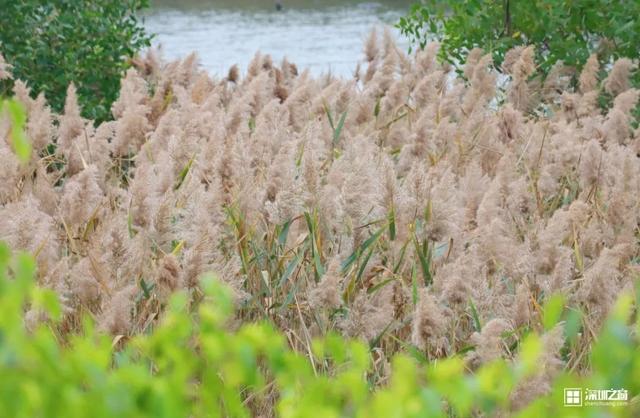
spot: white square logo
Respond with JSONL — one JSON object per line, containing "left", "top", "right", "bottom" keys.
{"left": 564, "top": 388, "right": 582, "bottom": 406}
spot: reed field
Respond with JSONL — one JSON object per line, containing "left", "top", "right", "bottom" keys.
{"left": 1, "top": 30, "right": 639, "bottom": 416}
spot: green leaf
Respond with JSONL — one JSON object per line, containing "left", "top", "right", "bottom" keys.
{"left": 542, "top": 293, "right": 565, "bottom": 331}
{"left": 367, "top": 277, "right": 395, "bottom": 295}
{"left": 341, "top": 226, "right": 385, "bottom": 273}
{"left": 387, "top": 207, "right": 396, "bottom": 241}
{"left": 393, "top": 240, "right": 409, "bottom": 274}
{"left": 333, "top": 111, "right": 347, "bottom": 147}
{"left": 414, "top": 235, "right": 432, "bottom": 286}
{"left": 469, "top": 298, "right": 482, "bottom": 332}
{"left": 277, "top": 218, "right": 293, "bottom": 247}
{"left": 4, "top": 99, "right": 32, "bottom": 163}
{"left": 139, "top": 277, "right": 154, "bottom": 299}
{"left": 277, "top": 253, "right": 301, "bottom": 289}
{"left": 174, "top": 155, "right": 195, "bottom": 190}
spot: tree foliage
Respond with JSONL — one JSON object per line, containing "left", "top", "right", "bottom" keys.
{"left": 0, "top": 0, "right": 151, "bottom": 123}
{"left": 398, "top": 0, "right": 640, "bottom": 75}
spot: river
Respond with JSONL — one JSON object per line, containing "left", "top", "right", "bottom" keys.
{"left": 144, "top": 0, "right": 413, "bottom": 77}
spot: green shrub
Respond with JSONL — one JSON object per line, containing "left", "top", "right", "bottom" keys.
{"left": 1, "top": 243, "right": 639, "bottom": 417}
{"left": 0, "top": 0, "right": 151, "bottom": 123}
{"left": 398, "top": 0, "right": 640, "bottom": 75}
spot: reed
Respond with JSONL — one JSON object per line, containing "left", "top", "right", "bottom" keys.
{"left": 1, "top": 31, "right": 639, "bottom": 412}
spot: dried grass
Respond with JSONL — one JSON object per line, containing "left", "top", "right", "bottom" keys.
{"left": 1, "top": 35, "right": 639, "bottom": 391}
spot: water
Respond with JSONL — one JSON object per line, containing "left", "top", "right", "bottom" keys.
{"left": 144, "top": 0, "right": 413, "bottom": 77}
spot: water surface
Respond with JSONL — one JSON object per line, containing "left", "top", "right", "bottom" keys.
{"left": 145, "top": 0, "right": 413, "bottom": 77}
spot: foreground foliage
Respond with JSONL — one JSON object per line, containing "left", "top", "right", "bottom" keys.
{"left": 1, "top": 245, "right": 639, "bottom": 417}
{"left": 0, "top": 0, "right": 151, "bottom": 123}
{"left": 1, "top": 30, "right": 640, "bottom": 414}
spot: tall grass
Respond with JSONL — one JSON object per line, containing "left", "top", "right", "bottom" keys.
{"left": 1, "top": 30, "right": 639, "bottom": 414}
